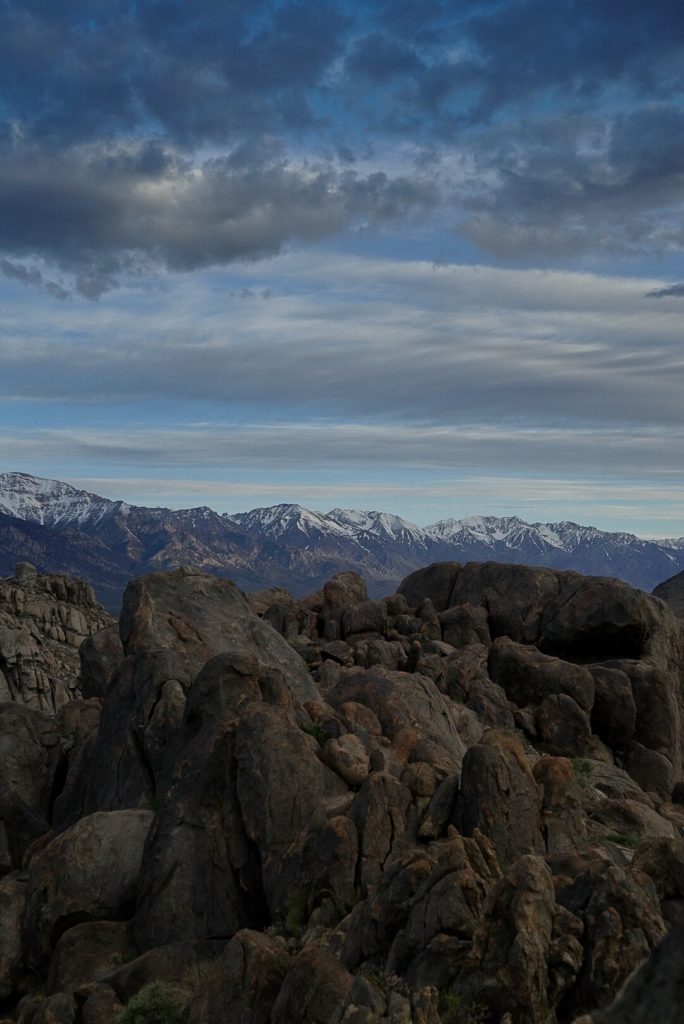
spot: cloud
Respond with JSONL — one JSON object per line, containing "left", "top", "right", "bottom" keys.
{"left": 0, "top": 1, "right": 683, "bottom": 283}
{"left": 0, "top": 140, "right": 435, "bottom": 295}
{"left": 0, "top": 258, "right": 69, "bottom": 299}
{"left": 1, "top": 255, "right": 682, "bottom": 429}
{"left": 457, "top": 104, "right": 684, "bottom": 259}
{"left": 646, "top": 283, "right": 684, "bottom": 298}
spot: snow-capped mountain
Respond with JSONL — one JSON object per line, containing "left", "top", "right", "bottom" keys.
{"left": 229, "top": 503, "right": 353, "bottom": 544}
{"left": 1, "top": 472, "right": 683, "bottom": 611}
{"left": 327, "top": 508, "right": 431, "bottom": 552}
{"left": 0, "top": 471, "right": 121, "bottom": 528}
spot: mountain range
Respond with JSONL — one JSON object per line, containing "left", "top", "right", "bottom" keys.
{"left": 0, "top": 471, "right": 682, "bottom": 612}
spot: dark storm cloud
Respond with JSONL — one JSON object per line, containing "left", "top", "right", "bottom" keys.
{"left": 0, "top": 1, "right": 349, "bottom": 145}
{"left": 460, "top": 104, "right": 684, "bottom": 258}
{"left": 0, "top": 140, "right": 434, "bottom": 296}
{"left": 1, "top": 0, "right": 683, "bottom": 287}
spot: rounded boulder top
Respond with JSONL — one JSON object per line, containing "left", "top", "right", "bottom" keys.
{"left": 14, "top": 561, "right": 38, "bottom": 581}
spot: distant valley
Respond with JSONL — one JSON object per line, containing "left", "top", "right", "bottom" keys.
{"left": 1, "top": 471, "right": 683, "bottom": 612}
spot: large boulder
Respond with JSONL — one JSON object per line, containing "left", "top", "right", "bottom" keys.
{"left": 454, "top": 730, "right": 544, "bottom": 865}
{"left": 119, "top": 569, "right": 316, "bottom": 702}
{"left": 653, "top": 569, "right": 684, "bottom": 620}
{"left": 83, "top": 569, "right": 318, "bottom": 812}
{"left": 448, "top": 563, "right": 562, "bottom": 644}
{"left": 539, "top": 577, "right": 666, "bottom": 663}
{"left": 134, "top": 651, "right": 347, "bottom": 951}
{"left": 467, "top": 855, "right": 584, "bottom": 1023}
{"left": 397, "top": 562, "right": 462, "bottom": 612}
{"left": 320, "top": 667, "right": 475, "bottom": 776}
{"left": 488, "top": 637, "right": 595, "bottom": 712}
{"left": 557, "top": 859, "right": 666, "bottom": 1016}
{"left": 46, "top": 920, "right": 135, "bottom": 995}
{"left": 188, "top": 929, "right": 292, "bottom": 1024}
{"left": 79, "top": 625, "right": 123, "bottom": 699}
{"left": 578, "top": 913, "right": 684, "bottom": 1024}
{"left": 23, "top": 809, "right": 154, "bottom": 970}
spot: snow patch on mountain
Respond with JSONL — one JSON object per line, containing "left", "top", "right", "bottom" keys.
{"left": 0, "top": 471, "right": 121, "bottom": 528}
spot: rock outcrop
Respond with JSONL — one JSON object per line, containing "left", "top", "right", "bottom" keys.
{"left": 653, "top": 568, "right": 684, "bottom": 620}
{"left": 0, "top": 561, "right": 682, "bottom": 1023}
{"left": 0, "top": 565, "right": 113, "bottom": 713}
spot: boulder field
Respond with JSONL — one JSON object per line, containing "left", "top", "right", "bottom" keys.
{"left": 0, "top": 560, "right": 683, "bottom": 1023}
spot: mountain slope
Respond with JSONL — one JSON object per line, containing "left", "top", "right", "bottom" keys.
{"left": 1, "top": 472, "right": 683, "bottom": 610}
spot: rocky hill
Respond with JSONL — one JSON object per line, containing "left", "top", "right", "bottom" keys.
{"left": 1, "top": 473, "right": 683, "bottom": 612}
{"left": 0, "top": 559, "right": 682, "bottom": 1022}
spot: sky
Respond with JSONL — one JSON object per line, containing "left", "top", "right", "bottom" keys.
{"left": 0, "top": 0, "right": 683, "bottom": 535}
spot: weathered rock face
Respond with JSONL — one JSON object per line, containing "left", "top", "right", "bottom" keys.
{"left": 0, "top": 560, "right": 682, "bottom": 1024}
{"left": 653, "top": 568, "right": 684, "bottom": 620}
{"left": 455, "top": 730, "right": 544, "bottom": 865}
{"left": 0, "top": 703, "right": 62, "bottom": 870}
{"left": 23, "top": 809, "right": 154, "bottom": 971}
{"left": 0, "top": 566, "right": 113, "bottom": 713}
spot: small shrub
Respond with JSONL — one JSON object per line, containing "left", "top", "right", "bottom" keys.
{"left": 439, "top": 986, "right": 488, "bottom": 1024}
{"left": 117, "top": 981, "right": 187, "bottom": 1024}
{"left": 571, "top": 757, "right": 594, "bottom": 781}
{"left": 359, "top": 965, "right": 410, "bottom": 997}
{"left": 284, "top": 886, "right": 310, "bottom": 937}
{"left": 605, "top": 830, "right": 639, "bottom": 850}
{"left": 301, "top": 721, "right": 326, "bottom": 747}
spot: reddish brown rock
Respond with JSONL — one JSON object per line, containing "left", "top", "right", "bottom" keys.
{"left": 454, "top": 730, "right": 544, "bottom": 865}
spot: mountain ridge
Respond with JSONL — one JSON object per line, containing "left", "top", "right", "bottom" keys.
{"left": 1, "top": 471, "right": 683, "bottom": 611}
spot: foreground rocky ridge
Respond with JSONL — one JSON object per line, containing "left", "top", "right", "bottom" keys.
{"left": 0, "top": 561, "right": 683, "bottom": 1023}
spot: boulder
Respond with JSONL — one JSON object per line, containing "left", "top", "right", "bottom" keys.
{"left": 119, "top": 569, "right": 316, "bottom": 703}
{"left": 79, "top": 625, "right": 123, "bottom": 699}
{"left": 449, "top": 562, "right": 561, "bottom": 643}
{"left": 557, "top": 859, "right": 666, "bottom": 1016}
{"left": 84, "top": 569, "right": 318, "bottom": 812}
{"left": 539, "top": 577, "right": 663, "bottom": 662}
{"left": 271, "top": 945, "right": 353, "bottom": 1024}
{"left": 454, "top": 730, "right": 544, "bottom": 865}
{"left": 319, "top": 573, "right": 368, "bottom": 640}
{"left": 536, "top": 694, "right": 592, "bottom": 757}
{"left": 488, "top": 637, "right": 595, "bottom": 712}
{"left": 134, "top": 652, "right": 347, "bottom": 951}
{"left": 439, "top": 603, "right": 491, "bottom": 648}
{"left": 320, "top": 668, "right": 472, "bottom": 776}
{"left": 467, "top": 854, "right": 584, "bottom": 1023}
{"left": 588, "top": 665, "right": 637, "bottom": 747}
{"left": 388, "top": 831, "right": 501, "bottom": 985}
{"left": 653, "top": 569, "right": 684, "bottom": 620}
{"left": 342, "top": 600, "right": 388, "bottom": 639}
{"left": 47, "top": 920, "right": 136, "bottom": 995}
{"left": 397, "top": 562, "right": 462, "bottom": 613}
{"left": 188, "top": 929, "right": 292, "bottom": 1024}
{"left": 23, "top": 809, "right": 154, "bottom": 970}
